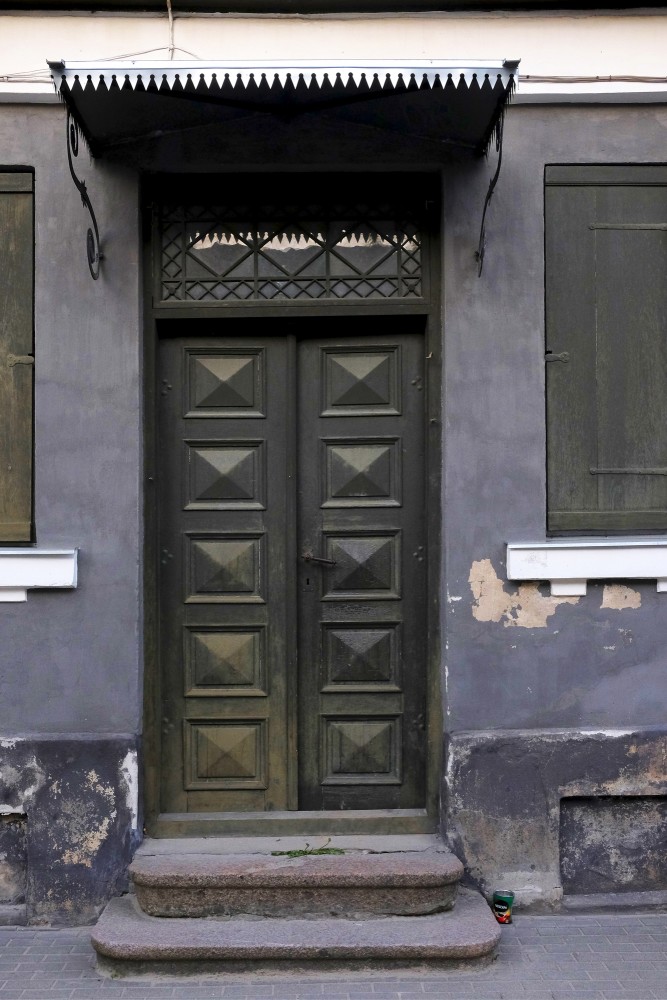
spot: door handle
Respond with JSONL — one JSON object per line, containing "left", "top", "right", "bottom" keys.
{"left": 302, "top": 551, "right": 336, "bottom": 567}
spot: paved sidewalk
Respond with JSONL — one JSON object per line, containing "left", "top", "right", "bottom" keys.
{"left": 0, "top": 911, "right": 666, "bottom": 1000}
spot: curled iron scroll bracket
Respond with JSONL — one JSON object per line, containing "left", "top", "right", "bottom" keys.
{"left": 66, "top": 110, "right": 102, "bottom": 280}
{"left": 474, "top": 114, "right": 505, "bottom": 278}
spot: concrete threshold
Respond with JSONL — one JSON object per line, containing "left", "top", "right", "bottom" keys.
{"left": 136, "top": 834, "right": 445, "bottom": 856}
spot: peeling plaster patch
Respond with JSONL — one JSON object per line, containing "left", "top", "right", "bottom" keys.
{"left": 469, "top": 558, "right": 579, "bottom": 629}
{"left": 0, "top": 766, "right": 20, "bottom": 788}
{"left": 0, "top": 739, "right": 19, "bottom": 749}
{"left": 625, "top": 740, "right": 667, "bottom": 783}
{"left": 601, "top": 584, "right": 641, "bottom": 610}
{"left": 120, "top": 750, "right": 139, "bottom": 831}
{"left": 50, "top": 777, "right": 118, "bottom": 870}
{"left": 85, "top": 770, "right": 115, "bottom": 808}
{"left": 61, "top": 817, "right": 112, "bottom": 869}
{"left": 580, "top": 729, "right": 636, "bottom": 738}
{"left": 603, "top": 645, "right": 616, "bottom": 651}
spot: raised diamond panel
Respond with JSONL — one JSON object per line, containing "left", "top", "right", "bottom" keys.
{"left": 184, "top": 627, "right": 265, "bottom": 696}
{"left": 185, "top": 441, "right": 264, "bottom": 510}
{"left": 324, "top": 438, "right": 399, "bottom": 507}
{"left": 186, "top": 534, "right": 264, "bottom": 603}
{"left": 323, "top": 625, "right": 400, "bottom": 689}
{"left": 322, "top": 348, "right": 399, "bottom": 415}
{"left": 184, "top": 720, "right": 267, "bottom": 789}
{"left": 324, "top": 533, "right": 399, "bottom": 600}
{"left": 186, "top": 349, "right": 264, "bottom": 417}
{"left": 322, "top": 717, "right": 401, "bottom": 785}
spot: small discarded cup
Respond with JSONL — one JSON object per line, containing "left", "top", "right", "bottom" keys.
{"left": 492, "top": 889, "right": 515, "bottom": 924}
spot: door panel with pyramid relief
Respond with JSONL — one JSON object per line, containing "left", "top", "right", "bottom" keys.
{"left": 158, "top": 323, "right": 426, "bottom": 813}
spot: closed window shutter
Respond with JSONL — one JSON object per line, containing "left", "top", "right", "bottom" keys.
{"left": 0, "top": 172, "right": 34, "bottom": 542}
{"left": 546, "top": 165, "right": 667, "bottom": 533}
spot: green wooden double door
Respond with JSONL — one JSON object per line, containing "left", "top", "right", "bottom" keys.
{"left": 158, "top": 319, "right": 427, "bottom": 814}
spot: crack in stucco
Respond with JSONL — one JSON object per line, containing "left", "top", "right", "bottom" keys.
{"left": 469, "top": 558, "right": 579, "bottom": 628}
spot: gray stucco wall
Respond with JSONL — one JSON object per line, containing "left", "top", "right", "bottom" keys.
{"left": 441, "top": 104, "right": 667, "bottom": 904}
{"left": 1, "top": 99, "right": 666, "bottom": 919}
{"left": 0, "top": 104, "right": 141, "bottom": 735}
{"left": 0, "top": 104, "right": 141, "bottom": 922}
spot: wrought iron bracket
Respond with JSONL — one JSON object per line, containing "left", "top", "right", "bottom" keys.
{"left": 66, "top": 110, "right": 102, "bottom": 280}
{"left": 474, "top": 114, "right": 505, "bottom": 277}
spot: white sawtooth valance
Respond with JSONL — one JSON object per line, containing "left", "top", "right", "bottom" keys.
{"left": 48, "top": 58, "right": 518, "bottom": 158}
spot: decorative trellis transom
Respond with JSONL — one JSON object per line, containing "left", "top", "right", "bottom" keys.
{"left": 159, "top": 199, "right": 424, "bottom": 303}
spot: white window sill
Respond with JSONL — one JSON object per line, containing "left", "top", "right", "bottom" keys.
{"left": 0, "top": 549, "right": 78, "bottom": 602}
{"left": 506, "top": 538, "right": 667, "bottom": 596}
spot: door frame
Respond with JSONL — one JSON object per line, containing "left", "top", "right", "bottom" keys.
{"left": 142, "top": 172, "right": 443, "bottom": 837}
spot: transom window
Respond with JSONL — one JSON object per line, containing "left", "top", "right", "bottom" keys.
{"left": 156, "top": 177, "right": 429, "bottom": 304}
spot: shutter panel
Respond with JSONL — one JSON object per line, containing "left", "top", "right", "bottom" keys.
{"left": 546, "top": 166, "right": 667, "bottom": 533}
{"left": 0, "top": 172, "right": 34, "bottom": 542}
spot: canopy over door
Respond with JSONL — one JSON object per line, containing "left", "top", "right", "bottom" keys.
{"left": 49, "top": 59, "right": 517, "bottom": 160}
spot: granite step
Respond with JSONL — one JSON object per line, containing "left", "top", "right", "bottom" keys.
{"left": 93, "top": 888, "right": 499, "bottom": 975}
{"left": 130, "top": 849, "right": 464, "bottom": 918}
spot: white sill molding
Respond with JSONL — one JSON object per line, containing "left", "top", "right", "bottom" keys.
{"left": 506, "top": 538, "right": 667, "bottom": 597}
{"left": 0, "top": 549, "right": 78, "bottom": 602}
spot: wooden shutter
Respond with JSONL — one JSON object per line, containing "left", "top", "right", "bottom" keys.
{"left": 0, "top": 172, "right": 34, "bottom": 542}
{"left": 546, "top": 165, "right": 667, "bottom": 533}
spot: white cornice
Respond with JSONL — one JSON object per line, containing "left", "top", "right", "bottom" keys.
{"left": 0, "top": 549, "right": 78, "bottom": 602}
{"left": 507, "top": 539, "right": 667, "bottom": 597}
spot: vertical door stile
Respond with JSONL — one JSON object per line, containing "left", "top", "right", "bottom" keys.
{"left": 285, "top": 332, "right": 299, "bottom": 811}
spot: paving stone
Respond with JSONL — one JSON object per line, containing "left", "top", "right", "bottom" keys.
{"left": 0, "top": 911, "right": 662, "bottom": 999}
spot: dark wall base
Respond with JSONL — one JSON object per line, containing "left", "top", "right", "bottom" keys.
{"left": 0, "top": 815, "right": 27, "bottom": 904}
{"left": 560, "top": 796, "right": 667, "bottom": 895}
{"left": 0, "top": 736, "right": 140, "bottom": 925}
{"left": 444, "top": 728, "right": 667, "bottom": 909}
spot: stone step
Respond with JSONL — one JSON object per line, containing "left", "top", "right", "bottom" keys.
{"left": 130, "top": 849, "right": 464, "bottom": 918}
{"left": 93, "top": 889, "right": 499, "bottom": 975}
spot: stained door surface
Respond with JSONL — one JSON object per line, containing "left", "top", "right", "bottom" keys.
{"left": 158, "top": 321, "right": 426, "bottom": 814}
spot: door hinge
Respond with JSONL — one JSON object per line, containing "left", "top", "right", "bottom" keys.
{"left": 7, "top": 354, "right": 34, "bottom": 367}
{"left": 545, "top": 351, "right": 569, "bottom": 364}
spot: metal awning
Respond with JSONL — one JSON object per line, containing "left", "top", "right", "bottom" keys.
{"left": 48, "top": 59, "right": 518, "bottom": 158}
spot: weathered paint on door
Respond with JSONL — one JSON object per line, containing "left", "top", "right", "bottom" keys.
{"left": 158, "top": 321, "right": 426, "bottom": 814}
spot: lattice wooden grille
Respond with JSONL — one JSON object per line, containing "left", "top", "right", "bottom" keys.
{"left": 160, "top": 198, "right": 424, "bottom": 303}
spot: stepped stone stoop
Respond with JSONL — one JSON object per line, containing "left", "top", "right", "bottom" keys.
{"left": 130, "top": 850, "right": 464, "bottom": 918}
{"left": 92, "top": 888, "right": 500, "bottom": 974}
{"left": 92, "top": 838, "right": 500, "bottom": 974}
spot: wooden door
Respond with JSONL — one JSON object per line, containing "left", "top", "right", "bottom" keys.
{"left": 297, "top": 333, "right": 426, "bottom": 809}
{"left": 158, "top": 321, "right": 426, "bottom": 815}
